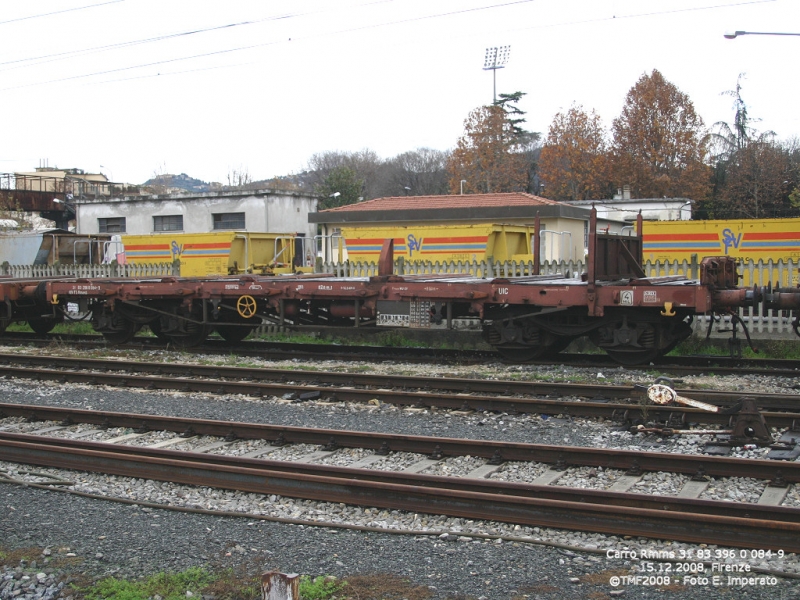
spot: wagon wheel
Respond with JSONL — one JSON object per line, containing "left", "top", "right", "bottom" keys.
{"left": 166, "top": 320, "right": 210, "bottom": 348}
{"left": 604, "top": 347, "right": 660, "bottom": 366}
{"left": 215, "top": 309, "right": 257, "bottom": 343}
{"left": 28, "top": 316, "right": 63, "bottom": 334}
{"left": 147, "top": 318, "right": 170, "bottom": 342}
{"left": 216, "top": 323, "right": 255, "bottom": 343}
{"left": 100, "top": 318, "right": 139, "bottom": 345}
{"left": 495, "top": 345, "right": 546, "bottom": 362}
{"left": 236, "top": 295, "right": 257, "bottom": 319}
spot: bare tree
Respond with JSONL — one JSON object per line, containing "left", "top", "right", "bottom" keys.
{"left": 226, "top": 165, "right": 253, "bottom": 188}
{"left": 305, "top": 149, "right": 385, "bottom": 200}
{"left": 377, "top": 148, "right": 451, "bottom": 197}
{"left": 146, "top": 162, "right": 170, "bottom": 195}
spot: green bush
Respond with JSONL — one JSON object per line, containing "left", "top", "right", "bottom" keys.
{"left": 299, "top": 575, "right": 344, "bottom": 599}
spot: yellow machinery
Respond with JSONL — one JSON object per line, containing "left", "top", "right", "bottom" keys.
{"left": 641, "top": 218, "right": 800, "bottom": 262}
{"left": 640, "top": 218, "right": 800, "bottom": 286}
{"left": 340, "top": 223, "right": 536, "bottom": 263}
{"left": 120, "top": 232, "right": 313, "bottom": 276}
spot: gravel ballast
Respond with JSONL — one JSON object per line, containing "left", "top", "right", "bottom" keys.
{"left": 1, "top": 348, "right": 799, "bottom": 599}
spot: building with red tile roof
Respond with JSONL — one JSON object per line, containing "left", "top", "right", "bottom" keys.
{"left": 310, "top": 193, "right": 625, "bottom": 264}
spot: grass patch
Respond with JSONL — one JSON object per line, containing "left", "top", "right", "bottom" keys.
{"left": 671, "top": 337, "right": 800, "bottom": 359}
{"left": 298, "top": 575, "right": 345, "bottom": 599}
{"left": 1, "top": 545, "right": 434, "bottom": 600}
{"left": 0, "top": 546, "right": 41, "bottom": 565}
{"left": 84, "top": 567, "right": 215, "bottom": 600}
{"left": 340, "top": 574, "right": 432, "bottom": 599}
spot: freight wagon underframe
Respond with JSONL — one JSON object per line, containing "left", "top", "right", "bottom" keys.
{"left": 2, "top": 209, "right": 799, "bottom": 365}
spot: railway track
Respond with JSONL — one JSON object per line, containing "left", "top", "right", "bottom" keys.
{"left": 0, "top": 353, "right": 799, "bottom": 436}
{"left": 1, "top": 404, "right": 799, "bottom": 552}
{"left": 2, "top": 331, "right": 800, "bottom": 376}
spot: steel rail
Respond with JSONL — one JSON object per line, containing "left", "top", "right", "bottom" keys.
{"left": 0, "top": 432, "right": 798, "bottom": 552}
{"left": 0, "top": 361, "right": 798, "bottom": 428}
{"left": 2, "top": 332, "right": 800, "bottom": 375}
{"left": 1, "top": 353, "right": 798, "bottom": 410}
{"left": 1, "top": 403, "right": 798, "bottom": 482}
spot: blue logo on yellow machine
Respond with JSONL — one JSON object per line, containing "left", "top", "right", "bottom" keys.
{"left": 722, "top": 228, "right": 742, "bottom": 254}
{"left": 171, "top": 240, "right": 183, "bottom": 259}
{"left": 407, "top": 234, "right": 423, "bottom": 257}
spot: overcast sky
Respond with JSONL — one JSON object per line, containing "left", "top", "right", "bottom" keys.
{"left": 1, "top": 0, "right": 797, "bottom": 186}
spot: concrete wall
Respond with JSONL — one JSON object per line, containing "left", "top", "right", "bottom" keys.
{"left": 75, "top": 191, "right": 318, "bottom": 239}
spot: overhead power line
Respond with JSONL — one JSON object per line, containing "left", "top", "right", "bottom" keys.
{"left": 0, "top": 0, "right": 775, "bottom": 91}
{"left": 0, "top": 0, "right": 125, "bottom": 27}
{"left": 0, "top": 0, "right": 396, "bottom": 71}
{"left": 0, "top": 0, "right": 537, "bottom": 91}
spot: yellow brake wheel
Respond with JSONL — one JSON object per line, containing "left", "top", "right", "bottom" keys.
{"left": 236, "top": 295, "right": 257, "bottom": 319}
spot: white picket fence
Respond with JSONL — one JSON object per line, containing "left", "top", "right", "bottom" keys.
{"left": 320, "top": 258, "right": 587, "bottom": 279}
{"left": 0, "top": 262, "right": 179, "bottom": 278}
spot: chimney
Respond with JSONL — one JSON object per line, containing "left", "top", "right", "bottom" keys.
{"left": 623, "top": 185, "right": 631, "bottom": 200}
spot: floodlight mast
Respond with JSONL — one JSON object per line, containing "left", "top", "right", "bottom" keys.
{"left": 483, "top": 45, "right": 511, "bottom": 104}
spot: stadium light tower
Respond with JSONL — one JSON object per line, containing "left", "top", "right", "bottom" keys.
{"left": 483, "top": 45, "right": 511, "bottom": 104}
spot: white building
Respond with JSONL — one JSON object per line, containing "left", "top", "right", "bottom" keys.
{"left": 564, "top": 186, "right": 693, "bottom": 222}
{"left": 75, "top": 189, "right": 319, "bottom": 239}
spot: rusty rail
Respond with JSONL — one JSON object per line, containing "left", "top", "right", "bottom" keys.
{"left": 1, "top": 353, "right": 798, "bottom": 409}
{"left": 1, "top": 432, "right": 798, "bottom": 552}
{"left": 0, "top": 358, "right": 798, "bottom": 427}
{"left": 1, "top": 403, "right": 799, "bottom": 483}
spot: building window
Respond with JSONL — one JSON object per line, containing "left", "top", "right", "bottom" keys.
{"left": 212, "top": 212, "right": 245, "bottom": 230}
{"left": 98, "top": 217, "right": 126, "bottom": 233}
{"left": 154, "top": 215, "right": 183, "bottom": 232}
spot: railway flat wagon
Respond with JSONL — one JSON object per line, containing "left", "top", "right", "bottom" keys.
{"left": 120, "top": 231, "right": 313, "bottom": 276}
{"left": 2, "top": 210, "right": 799, "bottom": 364}
{"left": 340, "top": 223, "right": 537, "bottom": 264}
{"left": 642, "top": 218, "right": 800, "bottom": 264}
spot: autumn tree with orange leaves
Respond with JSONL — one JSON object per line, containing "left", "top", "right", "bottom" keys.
{"left": 447, "top": 104, "right": 530, "bottom": 194}
{"left": 538, "top": 105, "right": 611, "bottom": 200}
{"left": 611, "top": 69, "right": 711, "bottom": 200}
